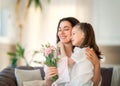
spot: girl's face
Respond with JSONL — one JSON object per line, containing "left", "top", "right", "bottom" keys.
{"left": 58, "top": 21, "right": 72, "bottom": 43}
{"left": 72, "top": 26, "right": 85, "bottom": 47}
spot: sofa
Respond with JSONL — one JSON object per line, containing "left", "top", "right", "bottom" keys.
{"left": 0, "top": 66, "right": 113, "bottom": 86}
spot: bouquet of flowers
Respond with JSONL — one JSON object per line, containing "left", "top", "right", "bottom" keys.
{"left": 41, "top": 43, "right": 60, "bottom": 82}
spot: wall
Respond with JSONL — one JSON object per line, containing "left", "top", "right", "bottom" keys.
{"left": 0, "top": 0, "right": 120, "bottom": 69}
{"left": 93, "top": 0, "right": 120, "bottom": 45}
{"left": 0, "top": 43, "right": 15, "bottom": 70}
{"left": 93, "top": 0, "right": 120, "bottom": 65}
{"left": 100, "top": 45, "right": 120, "bottom": 64}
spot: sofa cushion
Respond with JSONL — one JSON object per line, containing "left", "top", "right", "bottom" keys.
{"left": 15, "top": 68, "right": 42, "bottom": 86}
{"left": 16, "top": 66, "right": 45, "bottom": 80}
{"left": 23, "top": 80, "right": 45, "bottom": 86}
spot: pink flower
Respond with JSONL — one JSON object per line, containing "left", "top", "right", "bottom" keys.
{"left": 45, "top": 47, "right": 52, "bottom": 56}
{"left": 50, "top": 46, "right": 56, "bottom": 50}
{"left": 40, "top": 43, "right": 59, "bottom": 82}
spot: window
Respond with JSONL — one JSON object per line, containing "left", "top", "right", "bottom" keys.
{"left": 0, "top": 9, "right": 7, "bottom": 37}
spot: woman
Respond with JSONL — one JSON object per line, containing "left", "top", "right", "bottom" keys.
{"left": 45, "top": 17, "right": 101, "bottom": 86}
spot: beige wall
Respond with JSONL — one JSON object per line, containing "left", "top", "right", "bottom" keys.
{"left": 0, "top": 43, "right": 15, "bottom": 70}
{"left": 0, "top": 0, "right": 120, "bottom": 69}
{"left": 99, "top": 45, "right": 120, "bottom": 65}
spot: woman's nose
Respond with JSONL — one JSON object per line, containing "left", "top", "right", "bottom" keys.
{"left": 60, "top": 30, "right": 64, "bottom": 34}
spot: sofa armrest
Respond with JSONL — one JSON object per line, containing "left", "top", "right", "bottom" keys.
{"left": 101, "top": 67, "right": 113, "bottom": 86}
{"left": 0, "top": 67, "right": 17, "bottom": 86}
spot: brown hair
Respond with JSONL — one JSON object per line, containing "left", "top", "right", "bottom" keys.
{"left": 76, "top": 23, "right": 101, "bottom": 59}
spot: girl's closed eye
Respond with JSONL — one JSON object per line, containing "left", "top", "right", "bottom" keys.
{"left": 72, "top": 32, "right": 75, "bottom": 35}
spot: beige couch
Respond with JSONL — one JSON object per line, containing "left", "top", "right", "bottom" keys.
{"left": 0, "top": 66, "right": 113, "bottom": 86}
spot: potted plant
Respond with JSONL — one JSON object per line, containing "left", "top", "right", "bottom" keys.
{"left": 7, "top": 43, "right": 29, "bottom": 67}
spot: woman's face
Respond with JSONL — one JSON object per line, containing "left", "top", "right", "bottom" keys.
{"left": 58, "top": 21, "right": 72, "bottom": 44}
{"left": 71, "top": 26, "right": 85, "bottom": 47}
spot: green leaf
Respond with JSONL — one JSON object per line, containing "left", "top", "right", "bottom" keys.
{"left": 52, "top": 75, "right": 58, "bottom": 82}
{"left": 16, "top": 44, "right": 24, "bottom": 52}
{"left": 16, "top": 43, "right": 24, "bottom": 57}
{"left": 10, "top": 57, "right": 18, "bottom": 67}
{"left": 27, "top": 0, "right": 51, "bottom": 10}
{"left": 28, "top": 0, "right": 32, "bottom": 8}
{"left": 11, "top": 57, "right": 18, "bottom": 64}
{"left": 41, "top": 44, "right": 44, "bottom": 47}
{"left": 36, "top": 0, "right": 42, "bottom": 10}
{"left": 34, "top": 61, "right": 41, "bottom": 64}
{"left": 32, "top": 51, "right": 40, "bottom": 57}
{"left": 7, "top": 52, "right": 16, "bottom": 57}
{"left": 47, "top": 0, "right": 51, "bottom": 3}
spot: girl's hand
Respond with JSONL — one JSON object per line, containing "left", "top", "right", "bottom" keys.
{"left": 85, "top": 47, "right": 100, "bottom": 66}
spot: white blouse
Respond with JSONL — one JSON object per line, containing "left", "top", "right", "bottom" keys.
{"left": 57, "top": 47, "right": 94, "bottom": 86}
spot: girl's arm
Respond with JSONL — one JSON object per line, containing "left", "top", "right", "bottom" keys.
{"left": 86, "top": 47, "right": 101, "bottom": 86}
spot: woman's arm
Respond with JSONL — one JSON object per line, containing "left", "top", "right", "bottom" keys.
{"left": 93, "top": 63, "right": 101, "bottom": 86}
{"left": 45, "top": 67, "right": 58, "bottom": 86}
{"left": 86, "top": 47, "right": 101, "bottom": 86}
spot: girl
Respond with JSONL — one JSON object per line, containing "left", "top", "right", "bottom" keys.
{"left": 69, "top": 22, "right": 102, "bottom": 86}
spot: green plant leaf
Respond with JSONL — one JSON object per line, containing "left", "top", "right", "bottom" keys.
{"left": 34, "top": 50, "right": 40, "bottom": 54}
{"left": 52, "top": 75, "right": 58, "bottom": 82}
{"left": 16, "top": 43, "right": 24, "bottom": 57}
{"left": 7, "top": 52, "right": 16, "bottom": 57}
{"left": 11, "top": 57, "right": 18, "bottom": 64}
{"left": 35, "top": 0, "right": 42, "bottom": 10}
{"left": 47, "top": 0, "right": 51, "bottom": 3}
{"left": 28, "top": 0, "right": 32, "bottom": 8}
{"left": 28, "top": 0, "right": 51, "bottom": 10}
{"left": 34, "top": 61, "right": 41, "bottom": 64}
{"left": 7, "top": 43, "right": 27, "bottom": 66}
{"left": 10, "top": 57, "right": 18, "bottom": 67}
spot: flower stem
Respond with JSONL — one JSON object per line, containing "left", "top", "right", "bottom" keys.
{"left": 52, "top": 75, "right": 58, "bottom": 82}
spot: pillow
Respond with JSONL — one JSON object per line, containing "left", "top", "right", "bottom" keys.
{"left": 23, "top": 80, "right": 45, "bottom": 86}
{"left": 15, "top": 68, "right": 42, "bottom": 86}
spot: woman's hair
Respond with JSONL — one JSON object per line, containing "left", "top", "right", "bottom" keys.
{"left": 76, "top": 23, "right": 101, "bottom": 59}
{"left": 56, "top": 17, "right": 80, "bottom": 43}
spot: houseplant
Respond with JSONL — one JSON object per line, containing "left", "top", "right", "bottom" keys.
{"left": 7, "top": 43, "right": 29, "bottom": 67}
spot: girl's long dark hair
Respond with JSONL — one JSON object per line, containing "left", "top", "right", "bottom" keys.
{"left": 76, "top": 23, "right": 101, "bottom": 59}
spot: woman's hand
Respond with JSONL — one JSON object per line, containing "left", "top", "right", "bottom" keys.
{"left": 45, "top": 67, "right": 58, "bottom": 80}
{"left": 45, "top": 67, "right": 58, "bottom": 86}
{"left": 85, "top": 47, "right": 100, "bottom": 66}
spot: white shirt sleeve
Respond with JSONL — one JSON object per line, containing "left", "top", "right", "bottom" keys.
{"left": 71, "top": 47, "right": 86, "bottom": 63}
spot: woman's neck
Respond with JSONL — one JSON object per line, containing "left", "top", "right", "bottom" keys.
{"left": 63, "top": 42, "right": 73, "bottom": 57}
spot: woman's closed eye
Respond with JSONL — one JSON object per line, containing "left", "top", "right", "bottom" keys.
{"left": 58, "top": 26, "right": 71, "bottom": 31}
